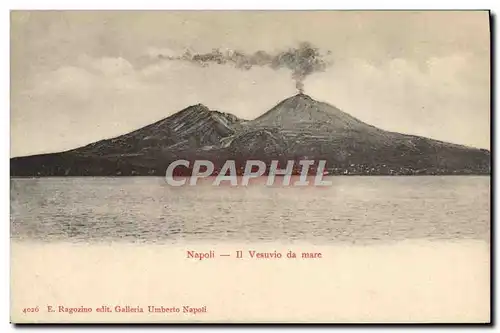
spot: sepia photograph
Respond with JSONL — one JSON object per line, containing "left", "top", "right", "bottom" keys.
{"left": 10, "top": 10, "right": 491, "bottom": 323}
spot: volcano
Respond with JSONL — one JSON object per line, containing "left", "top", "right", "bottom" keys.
{"left": 74, "top": 104, "right": 243, "bottom": 155}
{"left": 10, "top": 94, "right": 490, "bottom": 176}
{"left": 252, "top": 93, "right": 372, "bottom": 131}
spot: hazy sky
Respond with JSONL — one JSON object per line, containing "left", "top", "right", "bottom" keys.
{"left": 11, "top": 11, "right": 490, "bottom": 157}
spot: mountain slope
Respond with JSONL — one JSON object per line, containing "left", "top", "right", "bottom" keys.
{"left": 10, "top": 94, "right": 490, "bottom": 176}
{"left": 74, "top": 104, "right": 242, "bottom": 156}
{"left": 251, "top": 93, "right": 374, "bottom": 131}
{"left": 226, "top": 94, "right": 490, "bottom": 174}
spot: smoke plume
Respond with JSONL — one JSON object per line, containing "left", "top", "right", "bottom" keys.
{"left": 157, "top": 42, "right": 330, "bottom": 93}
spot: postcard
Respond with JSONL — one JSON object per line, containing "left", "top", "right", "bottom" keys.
{"left": 10, "top": 10, "right": 491, "bottom": 323}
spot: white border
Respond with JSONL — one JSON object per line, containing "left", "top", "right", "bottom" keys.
{"left": 3, "top": 0, "right": 500, "bottom": 10}
{"left": 1, "top": 1, "right": 497, "bottom": 332}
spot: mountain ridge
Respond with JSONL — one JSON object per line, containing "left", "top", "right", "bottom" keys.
{"left": 10, "top": 94, "right": 491, "bottom": 176}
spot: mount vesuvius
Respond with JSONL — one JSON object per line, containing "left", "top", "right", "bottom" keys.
{"left": 10, "top": 94, "right": 491, "bottom": 176}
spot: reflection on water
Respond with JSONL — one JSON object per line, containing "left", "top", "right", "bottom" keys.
{"left": 10, "top": 176, "right": 490, "bottom": 244}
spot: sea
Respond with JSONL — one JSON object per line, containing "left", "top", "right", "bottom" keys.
{"left": 10, "top": 176, "right": 490, "bottom": 244}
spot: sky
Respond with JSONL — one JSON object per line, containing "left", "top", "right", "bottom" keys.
{"left": 10, "top": 11, "right": 490, "bottom": 157}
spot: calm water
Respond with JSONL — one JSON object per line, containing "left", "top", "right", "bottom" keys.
{"left": 10, "top": 177, "right": 490, "bottom": 244}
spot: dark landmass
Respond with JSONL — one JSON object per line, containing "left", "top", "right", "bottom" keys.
{"left": 10, "top": 94, "right": 491, "bottom": 176}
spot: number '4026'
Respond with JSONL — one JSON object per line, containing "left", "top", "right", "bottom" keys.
{"left": 23, "top": 307, "right": 39, "bottom": 314}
